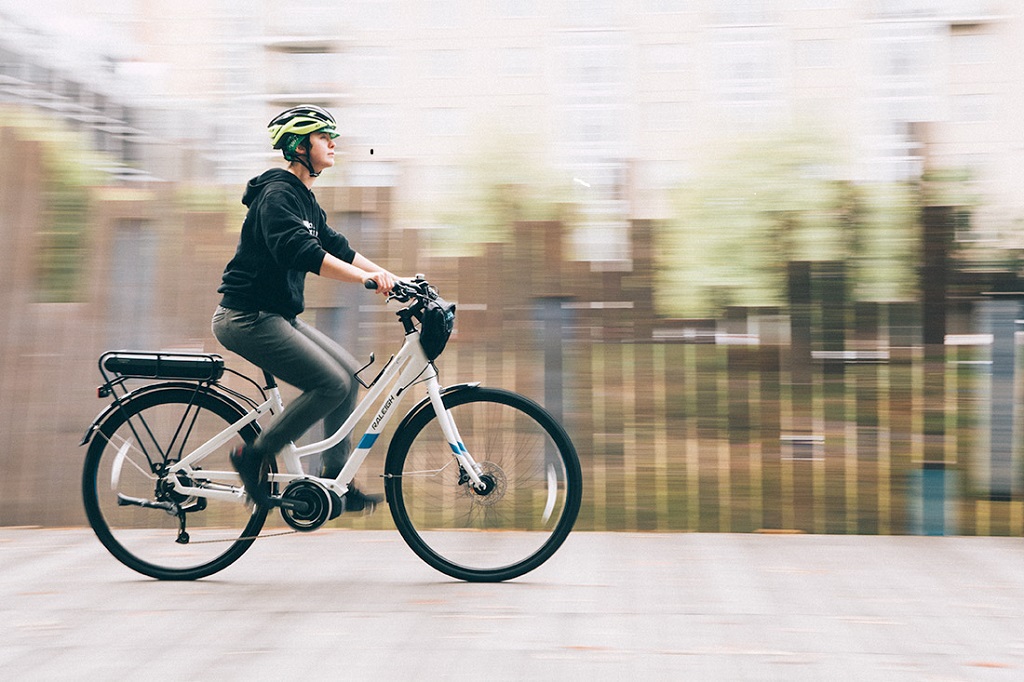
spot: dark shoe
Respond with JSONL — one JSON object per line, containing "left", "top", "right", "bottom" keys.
{"left": 343, "top": 484, "right": 382, "bottom": 515}
{"left": 230, "top": 444, "right": 272, "bottom": 507}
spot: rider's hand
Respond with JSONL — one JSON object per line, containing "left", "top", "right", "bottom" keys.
{"left": 365, "top": 271, "right": 398, "bottom": 295}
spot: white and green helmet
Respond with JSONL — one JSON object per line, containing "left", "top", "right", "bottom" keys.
{"left": 268, "top": 105, "right": 340, "bottom": 174}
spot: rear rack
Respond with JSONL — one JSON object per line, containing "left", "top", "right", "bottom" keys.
{"left": 93, "top": 350, "right": 268, "bottom": 414}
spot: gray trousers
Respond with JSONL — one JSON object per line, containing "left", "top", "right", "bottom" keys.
{"left": 211, "top": 306, "right": 359, "bottom": 477}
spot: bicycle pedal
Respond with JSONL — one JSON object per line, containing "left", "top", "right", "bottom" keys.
{"left": 328, "top": 490, "right": 344, "bottom": 520}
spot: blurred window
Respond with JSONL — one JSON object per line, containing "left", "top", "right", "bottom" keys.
{"left": 0, "top": 46, "right": 24, "bottom": 80}
{"left": 951, "top": 32, "right": 994, "bottom": 65}
{"left": 498, "top": 0, "right": 540, "bottom": 18}
{"left": 347, "top": 103, "right": 394, "bottom": 147}
{"left": 423, "top": 107, "right": 468, "bottom": 137}
{"left": 275, "top": 2, "right": 346, "bottom": 34}
{"left": 712, "top": 28, "right": 780, "bottom": 105}
{"left": 426, "top": 49, "right": 466, "bottom": 80}
{"left": 646, "top": 0, "right": 690, "bottom": 13}
{"left": 566, "top": 47, "right": 619, "bottom": 87}
{"left": 642, "top": 43, "right": 689, "bottom": 72}
{"left": 795, "top": 39, "right": 836, "bottom": 69}
{"left": 349, "top": 48, "right": 396, "bottom": 89}
{"left": 563, "top": 105, "right": 625, "bottom": 148}
{"left": 793, "top": 0, "right": 843, "bottom": 7}
{"left": 638, "top": 159, "right": 689, "bottom": 189}
{"left": 564, "top": 0, "right": 619, "bottom": 26}
{"left": 872, "top": 0, "right": 941, "bottom": 18}
{"left": 883, "top": 39, "right": 927, "bottom": 79}
{"left": 952, "top": 92, "right": 995, "bottom": 123}
{"left": 349, "top": 0, "right": 397, "bottom": 30}
{"left": 870, "top": 23, "right": 941, "bottom": 122}
{"left": 644, "top": 101, "right": 687, "bottom": 131}
{"left": 500, "top": 47, "right": 542, "bottom": 78}
{"left": 276, "top": 51, "right": 345, "bottom": 94}
{"left": 560, "top": 33, "right": 628, "bottom": 100}
{"left": 494, "top": 103, "right": 541, "bottom": 133}
{"left": 713, "top": 0, "right": 773, "bottom": 25}
{"left": 424, "top": 0, "right": 466, "bottom": 29}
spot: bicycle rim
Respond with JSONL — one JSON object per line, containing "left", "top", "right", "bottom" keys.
{"left": 386, "top": 388, "right": 581, "bottom": 582}
{"left": 82, "top": 386, "right": 267, "bottom": 580}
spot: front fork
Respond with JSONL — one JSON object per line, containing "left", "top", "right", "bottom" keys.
{"left": 425, "top": 377, "right": 486, "bottom": 490}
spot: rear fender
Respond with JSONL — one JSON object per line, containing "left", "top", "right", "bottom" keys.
{"left": 79, "top": 382, "right": 249, "bottom": 447}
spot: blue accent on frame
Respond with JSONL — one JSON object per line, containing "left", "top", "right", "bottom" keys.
{"left": 357, "top": 433, "right": 379, "bottom": 450}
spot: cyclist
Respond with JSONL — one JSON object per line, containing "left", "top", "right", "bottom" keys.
{"left": 212, "top": 104, "right": 397, "bottom": 512}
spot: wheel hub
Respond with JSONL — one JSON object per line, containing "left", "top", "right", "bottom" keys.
{"left": 468, "top": 462, "right": 507, "bottom": 506}
{"left": 156, "top": 472, "right": 200, "bottom": 508}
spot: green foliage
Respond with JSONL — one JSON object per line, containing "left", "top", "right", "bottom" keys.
{"left": 656, "top": 129, "right": 921, "bottom": 317}
{"left": 850, "top": 183, "right": 921, "bottom": 302}
{"left": 417, "top": 130, "right": 574, "bottom": 257}
{"left": 37, "top": 175, "right": 92, "bottom": 303}
{"left": 1, "top": 108, "right": 106, "bottom": 303}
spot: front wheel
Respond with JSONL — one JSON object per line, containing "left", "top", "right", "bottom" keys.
{"left": 385, "top": 387, "right": 582, "bottom": 582}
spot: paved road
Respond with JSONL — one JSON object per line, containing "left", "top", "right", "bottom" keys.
{"left": 2, "top": 528, "right": 1023, "bottom": 680}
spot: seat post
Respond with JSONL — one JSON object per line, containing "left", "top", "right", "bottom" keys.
{"left": 262, "top": 371, "right": 278, "bottom": 390}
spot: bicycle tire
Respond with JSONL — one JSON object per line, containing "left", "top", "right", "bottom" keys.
{"left": 82, "top": 385, "right": 268, "bottom": 580}
{"left": 385, "top": 387, "right": 582, "bottom": 582}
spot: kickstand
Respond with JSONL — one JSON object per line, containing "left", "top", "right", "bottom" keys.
{"left": 175, "top": 511, "right": 190, "bottom": 544}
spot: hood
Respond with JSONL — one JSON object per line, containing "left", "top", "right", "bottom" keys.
{"left": 241, "top": 168, "right": 305, "bottom": 207}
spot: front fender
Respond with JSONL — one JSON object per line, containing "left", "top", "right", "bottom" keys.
{"left": 79, "top": 382, "right": 248, "bottom": 447}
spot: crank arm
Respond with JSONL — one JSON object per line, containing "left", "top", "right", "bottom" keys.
{"left": 117, "top": 493, "right": 178, "bottom": 514}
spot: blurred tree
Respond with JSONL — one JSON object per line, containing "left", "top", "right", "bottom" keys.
{"left": 38, "top": 173, "right": 91, "bottom": 303}
{"left": 416, "top": 130, "right": 575, "bottom": 258}
{"left": 1, "top": 109, "right": 104, "bottom": 303}
{"left": 656, "top": 128, "right": 920, "bottom": 318}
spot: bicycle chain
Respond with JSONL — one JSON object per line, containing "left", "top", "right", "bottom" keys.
{"left": 185, "top": 528, "right": 298, "bottom": 544}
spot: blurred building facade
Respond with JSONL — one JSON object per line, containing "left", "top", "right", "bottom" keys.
{"left": 2, "top": 0, "right": 1022, "bottom": 257}
{"left": 242, "top": 0, "right": 1024, "bottom": 259}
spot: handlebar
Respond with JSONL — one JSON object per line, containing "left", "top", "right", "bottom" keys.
{"left": 364, "top": 274, "right": 439, "bottom": 305}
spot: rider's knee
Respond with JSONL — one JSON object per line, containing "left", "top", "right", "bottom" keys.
{"left": 314, "top": 371, "right": 352, "bottom": 403}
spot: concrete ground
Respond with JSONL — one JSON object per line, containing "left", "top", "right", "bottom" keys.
{"left": 2, "top": 528, "right": 1023, "bottom": 680}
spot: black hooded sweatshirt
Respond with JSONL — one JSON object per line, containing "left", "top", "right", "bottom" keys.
{"left": 218, "top": 168, "right": 356, "bottom": 319}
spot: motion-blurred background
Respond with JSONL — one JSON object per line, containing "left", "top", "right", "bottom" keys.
{"left": 2, "top": 0, "right": 1023, "bottom": 535}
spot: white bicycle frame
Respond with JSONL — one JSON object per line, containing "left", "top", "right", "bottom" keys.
{"left": 152, "top": 324, "right": 485, "bottom": 505}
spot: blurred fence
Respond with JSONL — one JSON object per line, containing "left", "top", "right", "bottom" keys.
{"left": 1, "top": 133, "right": 1021, "bottom": 533}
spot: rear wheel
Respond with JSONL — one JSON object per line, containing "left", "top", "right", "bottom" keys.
{"left": 82, "top": 385, "right": 268, "bottom": 580}
{"left": 385, "top": 387, "right": 582, "bottom": 582}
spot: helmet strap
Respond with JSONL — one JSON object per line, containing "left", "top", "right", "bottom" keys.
{"left": 299, "top": 151, "right": 320, "bottom": 178}
{"left": 288, "top": 136, "right": 320, "bottom": 178}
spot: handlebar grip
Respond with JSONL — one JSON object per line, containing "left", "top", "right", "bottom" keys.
{"left": 364, "top": 279, "right": 378, "bottom": 290}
